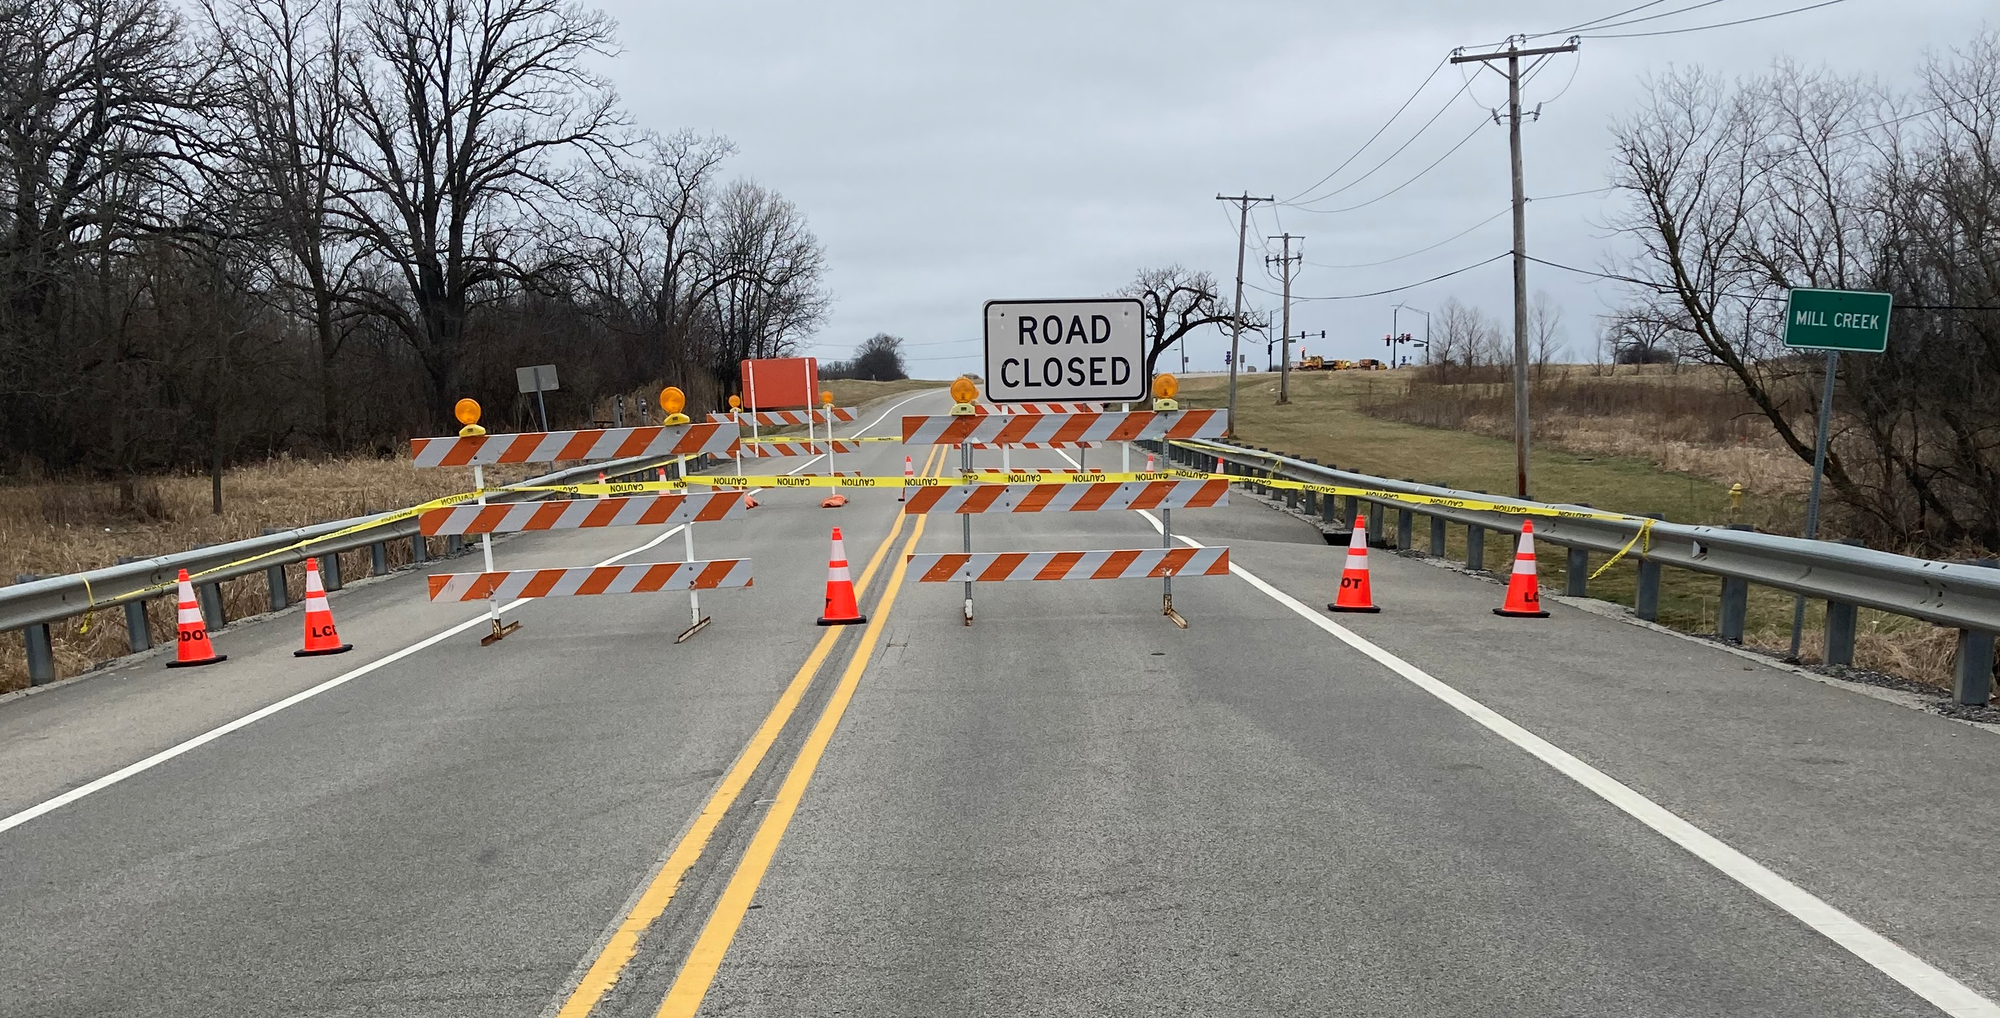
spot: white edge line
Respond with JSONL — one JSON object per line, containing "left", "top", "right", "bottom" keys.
{"left": 1129, "top": 506, "right": 2000, "bottom": 1018}
{"left": 0, "top": 389, "right": 941, "bottom": 839}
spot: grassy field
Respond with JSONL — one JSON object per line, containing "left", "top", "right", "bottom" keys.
{"left": 1173, "top": 369, "right": 1960, "bottom": 689}
{"left": 823, "top": 377, "right": 947, "bottom": 407}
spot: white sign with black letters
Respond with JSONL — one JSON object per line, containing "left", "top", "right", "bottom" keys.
{"left": 983, "top": 298, "right": 1145, "bottom": 403}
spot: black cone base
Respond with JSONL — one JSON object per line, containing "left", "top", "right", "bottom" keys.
{"left": 295, "top": 644, "right": 355, "bottom": 657}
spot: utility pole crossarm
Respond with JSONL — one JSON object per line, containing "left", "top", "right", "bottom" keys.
{"left": 1448, "top": 39, "right": 1579, "bottom": 63}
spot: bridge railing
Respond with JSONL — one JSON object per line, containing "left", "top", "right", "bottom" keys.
{"left": 1151, "top": 436, "right": 2000, "bottom": 706}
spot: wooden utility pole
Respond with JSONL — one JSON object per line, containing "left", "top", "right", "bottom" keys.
{"left": 1451, "top": 36, "right": 1577, "bottom": 499}
{"left": 1217, "top": 193, "right": 1272, "bottom": 436}
{"left": 1266, "top": 233, "right": 1302, "bottom": 405}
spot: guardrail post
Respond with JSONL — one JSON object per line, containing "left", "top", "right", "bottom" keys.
{"left": 1564, "top": 547, "right": 1589, "bottom": 597}
{"left": 370, "top": 541, "right": 389, "bottom": 576}
{"left": 1635, "top": 514, "right": 1663, "bottom": 622}
{"left": 322, "top": 552, "right": 342, "bottom": 592}
{"left": 1321, "top": 488, "right": 1337, "bottom": 524}
{"left": 198, "top": 581, "right": 227, "bottom": 630}
{"left": 14, "top": 573, "right": 56, "bottom": 685}
{"left": 447, "top": 534, "right": 464, "bottom": 557}
{"left": 1396, "top": 507, "right": 1414, "bottom": 551}
{"left": 1429, "top": 515, "right": 1447, "bottom": 557}
{"left": 1285, "top": 483, "right": 1299, "bottom": 510}
{"left": 1821, "top": 538, "right": 1863, "bottom": 666}
{"left": 411, "top": 533, "right": 427, "bottom": 566}
{"left": 112, "top": 556, "right": 153, "bottom": 652}
{"left": 1466, "top": 524, "right": 1485, "bottom": 572}
{"left": 1955, "top": 560, "right": 1998, "bottom": 705}
{"left": 259, "top": 530, "right": 288, "bottom": 612}
{"left": 23, "top": 625, "right": 55, "bottom": 685}
{"left": 1367, "top": 504, "right": 1387, "bottom": 547}
{"left": 1717, "top": 523, "right": 1753, "bottom": 643}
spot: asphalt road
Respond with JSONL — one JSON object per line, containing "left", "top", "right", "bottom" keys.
{"left": 4, "top": 387, "right": 1999, "bottom": 1017}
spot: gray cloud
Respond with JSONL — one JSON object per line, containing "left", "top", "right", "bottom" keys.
{"left": 601, "top": 0, "right": 1993, "bottom": 374}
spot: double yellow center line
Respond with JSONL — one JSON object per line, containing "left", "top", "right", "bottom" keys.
{"left": 555, "top": 444, "right": 941, "bottom": 1018}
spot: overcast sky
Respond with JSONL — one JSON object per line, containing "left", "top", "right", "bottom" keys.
{"left": 602, "top": 0, "right": 1992, "bottom": 375}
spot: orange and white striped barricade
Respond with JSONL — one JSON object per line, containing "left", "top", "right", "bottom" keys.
{"left": 900, "top": 408, "right": 1229, "bottom": 626}
{"left": 704, "top": 407, "right": 857, "bottom": 427}
{"left": 901, "top": 478, "right": 1226, "bottom": 515}
{"left": 740, "top": 440, "right": 860, "bottom": 458}
{"left": 428, "top": 561, "right": 753, "bottom": 602}
{"left": 907, "top": 547, "right": 1228, "bottom": 583}
{"left": 409, "top": 417, "right": 745, "bottom": 644}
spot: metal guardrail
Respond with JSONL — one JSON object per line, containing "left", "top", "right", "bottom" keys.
{"left": 2, "top": 451, "right": 698, "bottom": 684}
{"left": 1155, "top": 437, "right": 2000, "bottom": 706}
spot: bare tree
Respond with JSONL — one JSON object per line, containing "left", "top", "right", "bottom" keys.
{"left": 332, "top": 0, "right": 625, "bottom": 419}
{"left": 203, "top": 0, "right": 363, "bottom": 442}
{"left": 1120, "top": 266, "right": 1249, "bottom": 384}
{"left": 1529, "top": 290, "right": 1564, "bottom": 378}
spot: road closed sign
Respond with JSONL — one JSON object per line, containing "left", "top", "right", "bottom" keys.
{"left": 983, "top": 298, "right": 1145, "bottom": 403}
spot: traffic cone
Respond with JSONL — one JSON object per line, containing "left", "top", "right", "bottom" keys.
{"left": 167, "top": 569, "right": 226, "bottom": 668}
{"left": 597, "top": 470, "right": 608, "bottom": 498}
{"left": 1494, "top": 521, "right": 1551, "bottom": 618}
{"left": 899, "top": 455, "right": 913, "bottom": 502}
{"left": 816, "top": 528, "right": 867, "bottom": 626}
{"left": 294, "top": 558, "right": 353, "bottom": 657}
{"left": 1146, "top": 452, "right": 1156, "bottom": 472}
{"left": 1326, "top": 515, "right": 1381, "bottom": 613}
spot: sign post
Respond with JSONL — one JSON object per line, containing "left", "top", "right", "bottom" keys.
{"left": 514, "top": 364, "right": 559, "bottom": 432}
{"left": 1782, "top": 288, "right": 1891, "bottom": 660}
{"left": 982, "top": 299, "right": 1146, "bottom": 404}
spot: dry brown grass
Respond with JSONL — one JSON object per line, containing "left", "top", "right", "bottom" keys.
{"left": 0, "top": 454, "right": 517, "bottom": 692}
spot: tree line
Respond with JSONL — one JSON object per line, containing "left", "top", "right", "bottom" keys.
{"left": 0, "top": 0, "right": 827, "bottom": 494}
{"left": 1609, "top": 32, "right": 2000, "bottom": 553}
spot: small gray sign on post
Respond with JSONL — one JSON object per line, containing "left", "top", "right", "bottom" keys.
{"left": 515, "top": 364, "right": 559, "bottom": 395}
{"left": 515, "top": 364, "right": 558, "bottom": 432}
{"left": 1783, "top": 289, "right": 1892, "bottom": 353}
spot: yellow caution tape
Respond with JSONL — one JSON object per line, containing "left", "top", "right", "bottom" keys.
{"left": 1590, "top": 517, "right": 1656, "bottom": 580}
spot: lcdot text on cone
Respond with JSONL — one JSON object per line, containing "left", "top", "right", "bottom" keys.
{"left": 817, "top": 528, "right": 866, "bottom": 626}
{"left": 167, "top": 568, "right": 226, "bottom": 668}
{"left": 1326, "top": 515, "right": 1381, "bottom": 614}
{"left": 295, "top": 557, "right": 354, "bottom": 657}
{"left": 1494, "top": 520, "right": 1551, "bottom": 618}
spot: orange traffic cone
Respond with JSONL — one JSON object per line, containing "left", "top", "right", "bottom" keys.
{"left": 295, "top": 557, "right": 353, "bottom": 657}
{"left": 899, "top": 455, "right": 913, "bottom": 502}
{"left": 816, "top": 528, "right": 867, "bottom": 626}
{"left": 597, "top": 470, "right": 608, "bottom": 498}
{"left": 1146, "top": 452, "right": 1156, "bottom": 472}
{"left": 1494, "top": 521, "right": 1551, "bottom": 618}
{"left": 1326, "top": 515, "right": 1381, "bottom": 613}
{"left": 167, "top": 569, "right": 226, "bottom": 668}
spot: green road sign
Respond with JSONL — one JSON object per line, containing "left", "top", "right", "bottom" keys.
{"left": 1783, "top": 288, "right": 1892, "bottom": 353}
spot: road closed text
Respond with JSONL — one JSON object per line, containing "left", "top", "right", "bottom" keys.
{"left": 983, "top": 299, "right": 1145, "bottom": 402}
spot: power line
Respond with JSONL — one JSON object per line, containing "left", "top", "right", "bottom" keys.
{"left": 1285, "top": 115, "right": 1489, "bottom": 215}
{"left": 1307, "top": 205, "right": 1510, "bottom": 269}
{"left": 1528, "top": 0, "right": 1674, "bottom": 37}
{"left": 1280, "top": 57, "right": 1450, "bottom": 205}
{"left": 1247, "top": 251, "right": 1509, "bottom": 302}
{"left": 1528, "top": 255, "right": 2000, "bottom": 310}
{"left": 1282, "top": 72, "right": 1482, "bottom": 207}
{"left": 1581, "top": 0, "right": 1846, "bottom": 38}
{"left": 1571, "top": 0, "right": 1734, "bottom": 34}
